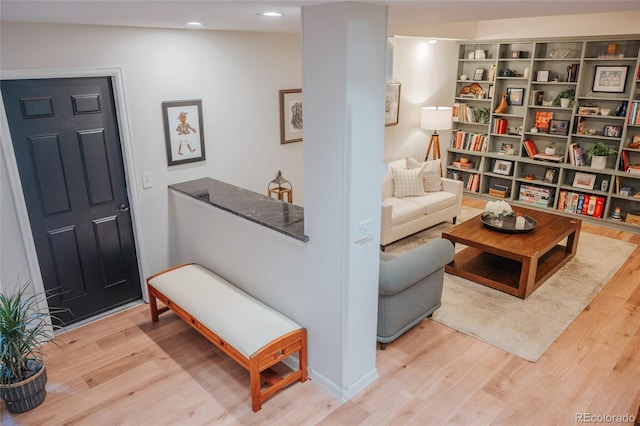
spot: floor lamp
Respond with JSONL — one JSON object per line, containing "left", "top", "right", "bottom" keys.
{"left": 421, "top": 106, "right": 452, "bottom": 174}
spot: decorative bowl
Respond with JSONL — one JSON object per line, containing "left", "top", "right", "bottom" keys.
{"left": 481, "top": 213, "right": 538, "bottom": 233}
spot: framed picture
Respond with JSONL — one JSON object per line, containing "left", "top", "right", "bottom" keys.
{"left": 603, "top": 125, "right": 622, "bottom": 138}
{"left": 487, "top": 64, "right": 496, "bottom": 82}
{"left": 501, "top": 143, "right": 514, "bottom": 155}
{"left": 493, "top": 159, "right": 513, "bottom": 175}
{"left": 162, "top": 99, "right": 205, "bottom": 166}
{"left": 506, "top": 88, "right": 524, "bottom": 106}
{"left": 473, "top": 68, "right": 485, "bottom": 81}
{"left": 488, "top": 84, "right": 495, "bottom": 99}
{"left": 549, "top": 119, "right": 569, "bottom": 135}
{"left": 279, "top": 89, "right": 303, "bottom": 144}
{"left": 385, "top": 83, "right": 401, "bottom": 127}
{"left": 534, "top": 111, "right": 553, "bottom": 132}
{"left": 536, "top": 70, "right": 550, "bottom": 82}
{"left": 592, "top": 65, "right": 629, "bottom": 93}
{"left": 544, "top": 168, "right": 557, "bottom": 183}
{"left": 572, "top": 172, "right": 596, "bottom": 190}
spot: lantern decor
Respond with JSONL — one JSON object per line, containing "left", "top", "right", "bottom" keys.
{"left": 267, "top": 171, "right": 292, "bottom": 203}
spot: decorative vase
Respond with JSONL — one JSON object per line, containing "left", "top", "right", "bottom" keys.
{"left": 591, "top": 155, "right": 607, "bottom": 169}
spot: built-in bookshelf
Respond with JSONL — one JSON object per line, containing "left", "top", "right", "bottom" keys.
{"left": 448, "top": 38, "right": 640, "bottom": 232}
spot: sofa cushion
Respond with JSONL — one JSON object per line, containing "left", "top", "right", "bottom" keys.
{"left": 410, "top": 191, "right": 458, "bottom": 215}
{"left": 406, "top": 157, "right": 442, "bottom": 192}
{"left": 391, "top": 165, "right": 425, "bottom": 197}
{"left": 383, "top": 197, "right": 425, "bottom": 227}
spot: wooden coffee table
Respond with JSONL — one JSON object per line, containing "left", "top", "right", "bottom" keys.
{"left": 442, "top": 207, "right": 581, "bottom": 299}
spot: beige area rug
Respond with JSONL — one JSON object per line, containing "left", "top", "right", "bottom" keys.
{"left": 386, "top": 206, "right": 637, "bottom": 362}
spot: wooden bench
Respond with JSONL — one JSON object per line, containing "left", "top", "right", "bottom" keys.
{"left": 146, "top": 263, "right": 308, "bottom": 412}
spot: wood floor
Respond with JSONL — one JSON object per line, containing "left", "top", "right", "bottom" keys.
{"left": 3, "top": 198, "right": 640, "bottom": 425}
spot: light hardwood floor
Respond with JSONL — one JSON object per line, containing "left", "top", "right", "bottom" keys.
{"left": 3, "top": 198, "right": 640, "bottom": 425}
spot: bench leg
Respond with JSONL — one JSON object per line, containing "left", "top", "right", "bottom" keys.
{"left": 249, "top": 362, "right": 262, "bottom": 412}
{"left": 149, "top": 291, "right": 159, "bottom": 323}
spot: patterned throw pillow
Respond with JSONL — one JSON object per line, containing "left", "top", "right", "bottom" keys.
{"left": 406, "top": 157, "right": 442, "bottom": 192}
{"left": 391, "top": 165, "right": 425, "bottom": 197}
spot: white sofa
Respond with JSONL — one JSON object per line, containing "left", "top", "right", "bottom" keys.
{"left": 380, "top": 159, "right": 463, "bottom": 248}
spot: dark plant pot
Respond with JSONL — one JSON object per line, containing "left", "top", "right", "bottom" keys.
{"left": 1, "top": 365, "right": 47, "bottom": 414}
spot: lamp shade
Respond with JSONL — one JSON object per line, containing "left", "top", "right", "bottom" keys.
{"left": 420, "top": 106, "right": 452, "bottom": 131}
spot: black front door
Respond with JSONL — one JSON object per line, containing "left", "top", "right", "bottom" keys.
{"left": 1, "top": 77, "right": 142, "bottom": 326}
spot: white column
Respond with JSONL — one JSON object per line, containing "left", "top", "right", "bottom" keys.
{"left": 302, "top": 2, "right": 387, "bottom": 401}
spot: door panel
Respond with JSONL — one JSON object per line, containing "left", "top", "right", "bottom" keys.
{"left": 1, "top": 77, "right": 141, "bottom": 326}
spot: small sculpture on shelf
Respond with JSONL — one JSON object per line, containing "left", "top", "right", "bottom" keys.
{"left": 494, "top": 93, "right": 508, "bottom": 114}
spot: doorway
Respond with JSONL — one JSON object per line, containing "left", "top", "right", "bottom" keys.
{"left": 1, "top": 75, "right": 143, "bottom": 326}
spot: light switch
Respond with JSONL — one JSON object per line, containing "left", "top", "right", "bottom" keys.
{"left": 142, "top": 172, "right": 153, "bottom": 189}
{"left": 356, "top": 218, "right": 374, "bottom": 243}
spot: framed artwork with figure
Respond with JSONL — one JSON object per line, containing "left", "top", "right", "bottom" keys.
{"left": 162, "top": 99, "right": 206, "bottom": 166}
{"left": 385, "top": 83, "right": 401, "bottom": 126}
{"left": 279, "top": 89, "right": 303, "bottom": 144}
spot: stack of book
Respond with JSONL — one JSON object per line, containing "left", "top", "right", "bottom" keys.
{"left": 452, "top": 103, "right": 479, "bottom": 123}
{"left": 519, "top": 185, "right": 553, "bottom": 207}
{"left": 451, "top": 131, "right": 487, "bottom": 151}
{"left": 523, "top": 139, "right": 563, "bottom": 162}
{"left": 627, "top": 101, "right": 640, "bottom": 126}
{"left": 489, "top": 183, "right": 509, "bottom": 198}
{"left": 466, "top": 174, "right": 480, "bottom": 192}
{"left": 567, "top": 143, "right": 586, "bottom": 166}
{"left": 452, "top": 160, "right": 475, "bottom": 169}
{"left": 557, "top": 190, "right": 605, "bottom": 218}
{"left": 493, "top": 118, "right": 508, "bottom": 134}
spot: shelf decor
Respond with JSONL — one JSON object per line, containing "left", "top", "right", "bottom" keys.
{"left": 592, "top": 65, "right": 629, "bottom": 93}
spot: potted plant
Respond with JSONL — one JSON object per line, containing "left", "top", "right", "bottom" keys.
{"left": 0, "top": 284, "right": 61, "bottom": 413}
{"left": 475, "top": 107, "right": 490, "bottom": 125}
{"left": 585, "top": 142, "right": 617, "bottom": 169}
{"left": 552, "top": 88, "right": 575, "bottom": 108}
{"left": 545, "top": 140, "right": 556, "bottom": 155}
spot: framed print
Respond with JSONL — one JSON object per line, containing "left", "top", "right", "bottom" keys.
{"left": 493, "top": 159, "right": 513, "bottom": 175}
{"left": 506, "top": 88, "right": 524, "bottom": 106}
{"left": 549, "top": 119, "right": 569, "bottom": 135}
{"left": 488, "top": 84, "right": 495, "bottom": 99}
{"left": 603, "top": 125, "right": 622, "bottom": 138}
{"left": 572, "top": 172, "right": 596, "bottom": 190}
{"left": 534, "top": 111, "right": 553, "bottom": 132}
{"left": 544, "top": 168, "right": 557, "bottom": 183}
{"left": 279, "top": 89, "right": 303, "bottom": 144}
{"left": 592, "top": 65, "right": 629, "bottom": 93}
{"left": 473, "top": 68, "right": 485, "bottom": 81}
{"left": 162, "top": 99, "right": 205, "bottom": 166}
{"left": 536, "top": 70, "right": 550, "bottom": 82}
{"left": 385, "top": 82, "right": 401, "bottom": 127}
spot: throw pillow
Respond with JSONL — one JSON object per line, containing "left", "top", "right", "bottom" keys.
{"left": 406, "top": 157, "right": 442, "bottom": 192}
{"left": 391, "top": 165, "right": 425, "bottom": 197}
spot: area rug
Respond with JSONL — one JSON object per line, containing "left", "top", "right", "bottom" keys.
{"left": 386, "top": 206, "right": 637, "bottom": 362}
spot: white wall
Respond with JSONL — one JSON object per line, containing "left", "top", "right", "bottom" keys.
{"left": 384, "top": 37, "right": 458, "bottom": 165}
{"left": 0, "top": 22, "right": 303, "bottom": 285}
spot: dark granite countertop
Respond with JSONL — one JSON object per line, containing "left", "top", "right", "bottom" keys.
{"left": 169, "top": 177, "right": 308, "bottom": 242}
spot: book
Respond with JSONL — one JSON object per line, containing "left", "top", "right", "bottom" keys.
{"left": 523, "top": 139, "right": 538, "bottom": 158}
{"left": 593, "top": 197, "right": 605, "bottom": 218}
{"left": 558, "top": 190, "right": 567, "bottom": 211}
{"left": 534, "top": 111, "right": 553, "bottom": 132}
{"left": 533, "top": 153, "right": 564, "bottom": 162}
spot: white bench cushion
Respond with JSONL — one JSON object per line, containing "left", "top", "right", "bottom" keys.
{"left": 148, "top": 264, "right": 301, "bottom": 358}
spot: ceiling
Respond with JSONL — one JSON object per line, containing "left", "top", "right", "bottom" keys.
{"left": 1, "top": 1, "right": 640, "bottom": 37}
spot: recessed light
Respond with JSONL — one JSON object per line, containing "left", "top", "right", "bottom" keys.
{"left": 428, "top": 39, "right": 438, "bottom": 44}
{"left": 258, "top": 11, "right": 284, "bottom": 18}
{"left": 185, "top": 21, "right": 205, "bottom": 27}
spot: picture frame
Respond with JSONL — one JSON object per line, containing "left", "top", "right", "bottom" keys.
{"left": 548, "top": 119, "right": 569, "bottom": 136}
{"left": 572, "top": 172, "right": 596, "bottom": 190}
{"left": 501, "top": 143, "right": 514, "bottom": 155}
{"left": 506, "top": 88, "right": 524, "bottom": 106}
{"left": 544, "top": 168, "right": 557, "bottom": 183}
{"left": 385, "top": 82, "right": 401, "bottom": 127}
{"left": 603, "top": 124, "right": 622, "bottom": 138}
{"left": 493, "top": 159, "right": 513, "bottom": 175}
{"left": 162, "top": 99, "right": 206, "bottom": 166}
{"left": 488, "top": 84, "right": 495, "bottom": 99}
{"left": 279, "top": 89, "right": 303, "bottom": 144}
{"left": 592, "top": 65, "right": 629, "bottom": 93}
{"left": 536, "top": 70, "right": 550, "bottom": 82}
{"left": 473, "top": 68, "right": 485, "bottom": 81}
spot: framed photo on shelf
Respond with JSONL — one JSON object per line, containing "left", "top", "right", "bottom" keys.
{"left": 488, "top": 84, "right": 495, "bottom": 99}
{"left": 492, "top": 159, "right": 513, "bottom": 175}
{"left": 592, "top": 65, "right": 629, "bottom": 93}
{"left": 536, "top": 70, "right": 550, "bottom": 82}
{"left": 603, "top": 125, "right": 622, "bottom": 138}
{"left": 162, "top": 99, "right": 206, "bottom": 166}
{"left": 572, "top": 172, "right": 596, "bottom": 190}
{"left": 279, "top": 89, "right": 303, "bottom": 144}
{"left": 544, "top": 168, "right": 557, "bottom": 183}
{"left": 384, "top": 82, "right": 401, "bottom": 127}
{"left": 549, "top": 119, "right": 569, "bottom": 135}
{"left": 506, "top": 88, "right": 524, "bottom": 106}
{"left": 473, "top": 68, "right": 485, "bottom": 81}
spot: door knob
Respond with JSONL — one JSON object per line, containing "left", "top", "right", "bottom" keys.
{"left": 116, "top": 204, "right": 129, "bottom": 212}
